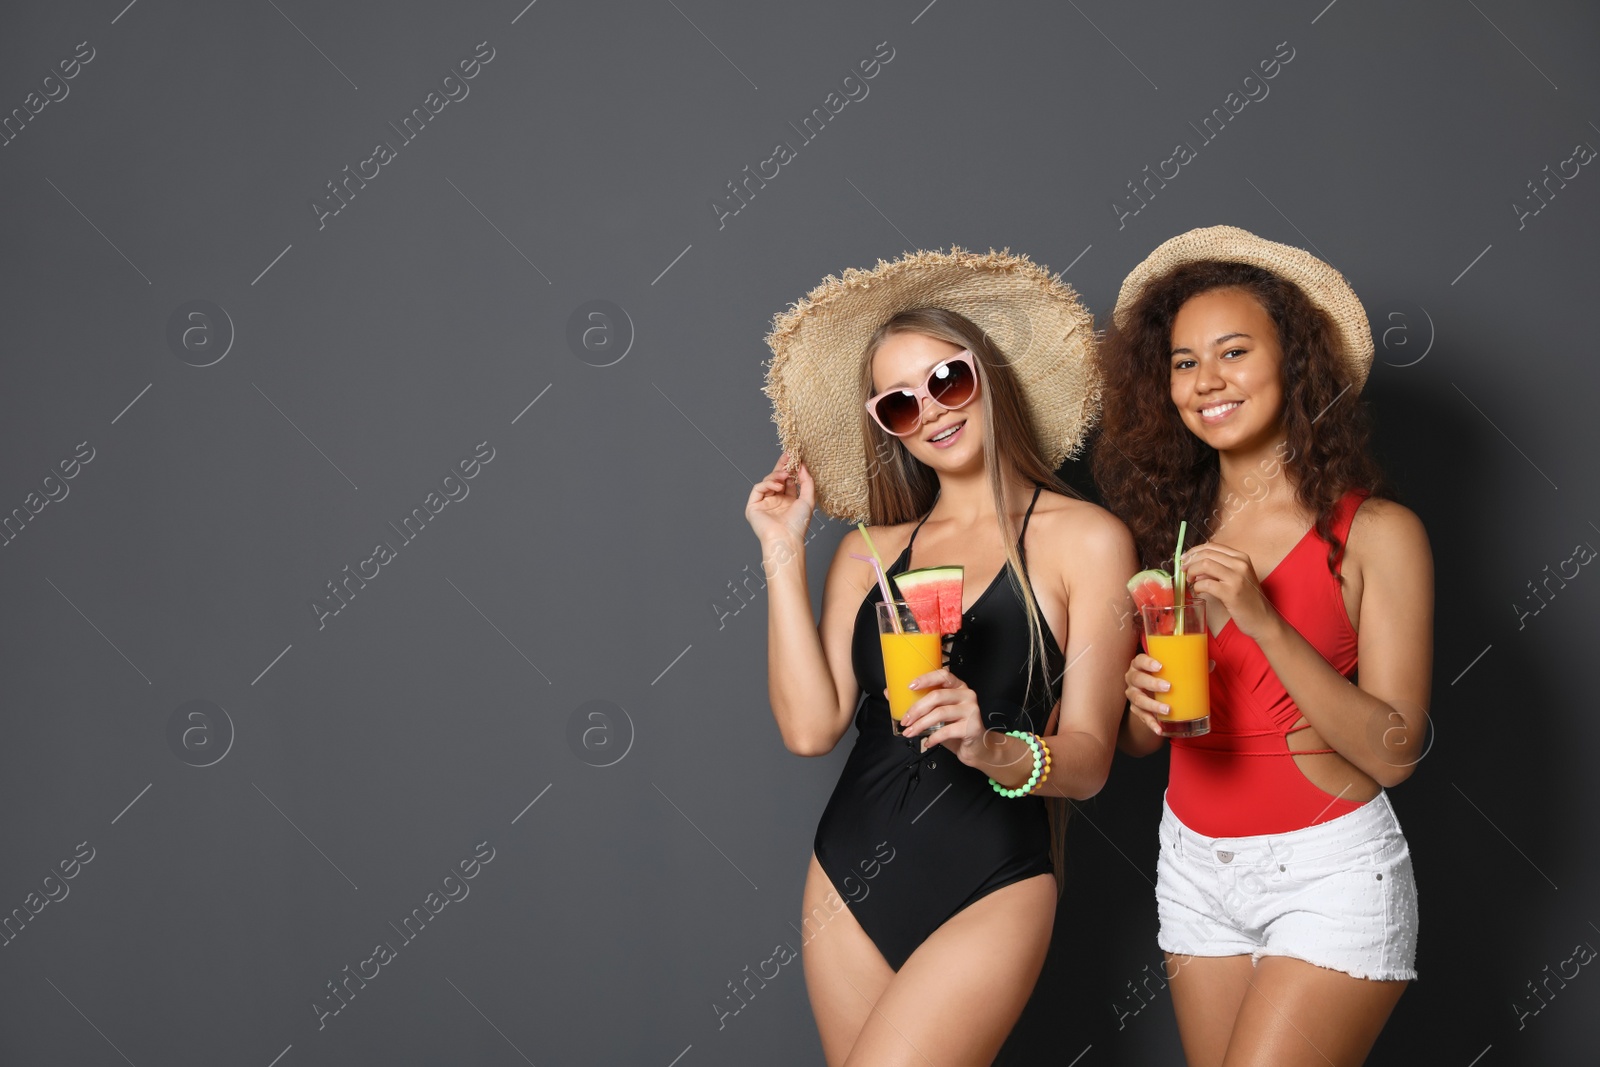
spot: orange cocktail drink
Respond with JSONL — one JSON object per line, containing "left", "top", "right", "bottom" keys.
{"left": 875, "top": 601, "right": 943, "bottom": 734}
{"left": 1139, "top": 600, "right": 1210, "bottom": 737}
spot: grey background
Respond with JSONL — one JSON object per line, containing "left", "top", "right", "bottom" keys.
{"left": 1, "top": 1, "right": 1594, "bottom": 1064}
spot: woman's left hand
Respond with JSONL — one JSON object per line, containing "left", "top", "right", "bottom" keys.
{"left": 895, "top": 668, "right": 991, "bottom": 766}
{"left": 1180, "top": 542, "right": 1281, "bottom": 640}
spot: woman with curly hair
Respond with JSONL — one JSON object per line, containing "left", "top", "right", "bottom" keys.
{"left": 1094, "top": 226, "right": 1431, "bottom": 1066}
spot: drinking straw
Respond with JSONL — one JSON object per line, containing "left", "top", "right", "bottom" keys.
{"left": 856, "top": 522, "right": 888, "bottom": 573}
{"left": 1173, "top": 520, "right": 1189, "bottom": 636}
{"left": 854, "top": 520, "right": 902, "bottom": 632}
{"left": 850, "top": 553, "right": 902, "bottom": 633}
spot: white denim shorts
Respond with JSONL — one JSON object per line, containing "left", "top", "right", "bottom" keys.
{"left": 1155, "top": 789, "right": 1418, "bottom": 981}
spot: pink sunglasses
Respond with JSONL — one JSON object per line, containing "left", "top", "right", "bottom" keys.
{"left": 864, "top": 350, "right": 980, "bottom": 437}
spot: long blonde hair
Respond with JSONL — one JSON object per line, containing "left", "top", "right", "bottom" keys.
{"left": 858, "top": 307, "right": 1080, "bottom": 893}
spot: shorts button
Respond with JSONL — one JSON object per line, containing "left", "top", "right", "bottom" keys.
{"left": 1376, "top": 873, "right": 1383, "bottom": 880}
{"left": 1279, "top": 865, "right": 1286, "bottom": 872}
{"left": 1216, "top": 850, "right": 1234, "bottom": 863}
{"left": 926, "top": 759, "right": 937, "bottom": 769}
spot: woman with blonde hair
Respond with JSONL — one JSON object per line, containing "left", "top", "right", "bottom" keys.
{"left": 747, "top": 247, "right": 1137, "bottom": 1065}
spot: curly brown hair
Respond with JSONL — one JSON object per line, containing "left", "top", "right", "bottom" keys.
{"left": 1091, "top": 260, "right": 1388, "bottom": 579}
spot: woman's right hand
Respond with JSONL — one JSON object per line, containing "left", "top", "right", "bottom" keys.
{"left": 745, "top": 452, "right": 815, "bottom": 544}
{"left": 1124, "top": 653, "right": 1172, "bottom": 737}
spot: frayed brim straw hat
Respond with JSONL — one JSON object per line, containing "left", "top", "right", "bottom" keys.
{"left": 762, "top": 246, "right": 1100, "bottom": 524}
{"left": 1112, "top": 225, "right": 1373, "bottom": 388}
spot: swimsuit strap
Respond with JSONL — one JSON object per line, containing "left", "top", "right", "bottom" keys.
{"left": 1018, "top": 482, "right": 1044, "bottom": 559}
{"left": 1330, "top": 487, "right": 1373, "bottom": 575}
{"left": 903, "top": 506, "right": 935, "bottom": 552}
{"left": 1285, "top": 720, "right": 1338, "bottom": 755}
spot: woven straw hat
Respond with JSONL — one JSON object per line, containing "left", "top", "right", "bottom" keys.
{"left": 1112, "top": 225, "right": 1373, "bottom": 388}
{"left": 762, "top": 246, "right": 1100, "bottom": 524}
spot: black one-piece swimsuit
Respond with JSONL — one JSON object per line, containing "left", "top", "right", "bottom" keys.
{"left": 812, "top": 482, "right": 1066, "bottom": 971}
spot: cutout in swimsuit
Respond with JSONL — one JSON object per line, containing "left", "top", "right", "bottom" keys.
{"left": 812, "top": 483, "right": 1065, "bottom": 971}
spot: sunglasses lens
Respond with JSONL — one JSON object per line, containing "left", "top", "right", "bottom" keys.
{"left": 929, "top": 358, "right": 976, "bottom": 407}
{"left": 874, "top": 391, "right": 923, "bottom": 435}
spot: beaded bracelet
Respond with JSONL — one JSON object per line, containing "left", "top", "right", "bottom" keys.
{"left": 1026, "top": 735, "right": 1053, "bottom": 796}
{"left": 989, "top": 730, "right": 1044, "bottom": 798}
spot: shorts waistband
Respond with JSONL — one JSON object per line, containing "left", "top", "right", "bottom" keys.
{"left": 1160, "top": 789, "right": 1400, "bottom": 864}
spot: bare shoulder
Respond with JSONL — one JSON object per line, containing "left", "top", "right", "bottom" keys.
{"left": 1346, "top": 496, "right": 1432, "bottom": 592}
{"left": 1030, "top": 490, "right": 1136, "bottom": 567}
{"left": 1349, "top": 495, "right": 1431, "bottom": 557}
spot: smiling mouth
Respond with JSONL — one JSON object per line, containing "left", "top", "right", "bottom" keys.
{"left": 1199, "top": 401, "right": 1242, "bottom": 421}
{"left": 927, "top": 420, "right": 965, "bottom": 443}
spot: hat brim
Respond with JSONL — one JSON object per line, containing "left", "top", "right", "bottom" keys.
{"left": 762, "top": 246, "right": 1100, "bottom": 524}
{"left": 1111, "top": 225, "right": 1373, "bottom": 388}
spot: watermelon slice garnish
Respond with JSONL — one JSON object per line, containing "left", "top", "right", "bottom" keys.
{"left": 1127, "top": 568, "right": 1175, "bottom": 612}
{"left": 894, "top": 566, "right": 964, "bottom": 635}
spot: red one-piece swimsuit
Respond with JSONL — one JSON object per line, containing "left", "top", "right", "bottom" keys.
{"left": 1166, "top": 487, "right": 1372, "bottom": 838}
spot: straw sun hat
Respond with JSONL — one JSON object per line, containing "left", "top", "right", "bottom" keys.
{"left": 1112, "top": 224, "right": 1374, "bottom": 388}
{"left": 761, "top": 246, "right": 1100, "bottom": 524}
